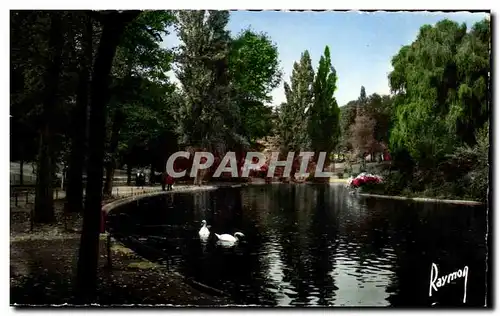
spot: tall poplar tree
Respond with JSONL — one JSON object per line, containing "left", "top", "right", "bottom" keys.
{"left": 278, "top": 50, "right": 314, "bottom": 153}
{"left": 308, "top": 45, "right": 340, "bottom": 162}
{"left": 175, "top": 10, "right": 242, "bottom": 157}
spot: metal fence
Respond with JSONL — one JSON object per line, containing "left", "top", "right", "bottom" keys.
{"left": 10, "top": 174, "right": 37, "bottom": 186}
{"left": 10, "top": 186, "right": 165, "bottom": 208}
{"left": 10, "top": 174, "right": 130, "bottom": 187}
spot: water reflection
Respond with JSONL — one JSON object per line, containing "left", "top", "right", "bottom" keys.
{"left": 108, "top": 184, "right": 487, "bottom": 307}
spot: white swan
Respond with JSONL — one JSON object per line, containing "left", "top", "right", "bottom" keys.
{"left": 214, "top": 232, "right": 245, "bottom": 247}
{"left": 199, "top": 220, "right": 210, "bottom": 240}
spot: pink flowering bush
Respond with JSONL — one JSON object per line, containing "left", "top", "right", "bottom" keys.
{"left": 347, "top": 173, "right": 383, "bottom": 189}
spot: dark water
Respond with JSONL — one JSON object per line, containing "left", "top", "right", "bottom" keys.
{"left": 108, "top": 184, "right": 488, "bottom": 307}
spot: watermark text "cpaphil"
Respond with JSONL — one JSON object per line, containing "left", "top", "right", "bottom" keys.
{"left": 165, "top": 151, "right": 335, "bottom": 178}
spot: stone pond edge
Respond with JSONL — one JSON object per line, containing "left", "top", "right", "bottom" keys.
{"left": 355, "top": 192, "right": 485, "bottom": 206}
{"left": 102, "top": 185, "right": 220, "bottom": 215}
{"left": 326, "top": 178, "right": 484, "bottom": 205}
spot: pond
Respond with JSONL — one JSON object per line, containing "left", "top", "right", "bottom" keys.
{"left": 107, "top": 184, "right": 488, "bottom": 307}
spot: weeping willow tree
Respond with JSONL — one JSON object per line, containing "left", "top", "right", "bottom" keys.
{"left": 387, "top": 18, "right": 490, "bottom": 200}
{"left": 388, "top": 18, "right": 490, "bottom": 169}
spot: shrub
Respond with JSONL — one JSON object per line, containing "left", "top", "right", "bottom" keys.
{"left": 359, "top": 120, "right": 489, "bottom": 202}
{"left": 378, "top": 171, "right": 406, "bottom": 195}
{"left": 444, "top": 122, "right": 489, "bottom": 202}
{"left": 466, "top": 167, "right": 489, "bottom": 202}
{"left": 359, "top": 182, "right": 384, "bottom": 194}
{"left": 400, "top": 187, "right": 414, "bottom": 197}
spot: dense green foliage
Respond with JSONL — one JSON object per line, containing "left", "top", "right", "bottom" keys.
{"left": 105, "top": 10, "right": 177, "bottom": 192}
{"left": 339, "top": 87, "right": 393, "bottom": 166}
{"left": 389, "top": 19, "right": 490, "bottom": 165}
{"left": 11, "top": 9, "right": 283, "bottom": 196}
{"left": 339, "top": 100, "right": 357, "bottom": 152}
{"left": 229, "top": 29, "right": 282, "bottom": 143}
{"left": 174, "top": 10, "right": 238, "bottom": 154}
{"left": 174, "top": 11, "right": 282, "bottom": 157}
{"left": 357, "top": 18, "right": 490, "bottom": 202}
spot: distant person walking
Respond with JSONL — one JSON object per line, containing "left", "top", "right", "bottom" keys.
{"left": 161, "top": 172, "right": 167, "bottom": 191}
{"left": 166, "top": 174, "right": 174, "bottom": 191}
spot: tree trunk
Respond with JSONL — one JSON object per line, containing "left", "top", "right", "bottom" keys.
{"left": 19, "top": 156, "right": 24, "bottom": 186}
{"left": 103, "top": 164, "right": 115, "bottom": 196}
{"left": 150, "top": 163, "right": 155, "bottom": 185}
{"left": 75, "top": 10, "right": 140, "bottom": 304}
{"left": 34, "top": 12, "right": 64, "bottom": 224}
{"left": 66, "top": 12, "right": 92, "bottom": 213}
{"left": 34, "top": 126, "right": 55, "bottom": 223}
{"left": 103, "top": 110, "right": 123, "bottom": 196}
{"left": 126, "top": 163, "right": 132, "bottom": 185}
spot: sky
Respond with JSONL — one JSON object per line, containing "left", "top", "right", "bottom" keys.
{"left": 163, "top": 11, "right": 489, "bottom": 107}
